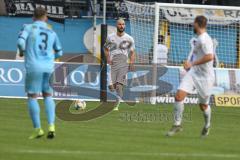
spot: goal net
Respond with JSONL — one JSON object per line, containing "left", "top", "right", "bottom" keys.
{"left": 124, "top": 1, "right": 240, "bottom": 104}
{"left": 125, "top": 1, "right": 240, "bottom": 67}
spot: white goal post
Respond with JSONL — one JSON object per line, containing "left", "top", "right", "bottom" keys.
{"left": 125, "top": 1, "right": 240, "bottom": 68}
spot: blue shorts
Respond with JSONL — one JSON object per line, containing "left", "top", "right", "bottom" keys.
{"left": 25, "top": 72, "right": 53, "bottom": 94}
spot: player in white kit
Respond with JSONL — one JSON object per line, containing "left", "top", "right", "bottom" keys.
{"left": 167, "top": 16, "right": 215, "bottom": 137}
{"left": 104, "top": 18, "right": 135, "bottom": 111}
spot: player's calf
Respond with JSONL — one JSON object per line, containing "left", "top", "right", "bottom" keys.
{"left": 114, "top": 83, "right": 124, "bottom": 111}
{"left": 166, "top": 90, "right": 187, "bottom": 136}
{"left": 27, "top": 94, "right": 43, "bottom": 139}
{"left": 43, "top": 92, "right": 56, "bottom": 139}
{"left": 173, "top": 90, "right": 187, "bottom": 126}
{"left": 199, "top": 103, "right": 211, "bottom": 137}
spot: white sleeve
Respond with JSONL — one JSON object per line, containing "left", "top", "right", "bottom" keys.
{"left": 201, "top": 38, "right": 214, "bottom": 55}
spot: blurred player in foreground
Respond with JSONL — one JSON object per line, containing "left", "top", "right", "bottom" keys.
{"left": 17, "top": 7, "right": 63, "bottom": 139}
{"left": 167, "top": 16, "right": 214, "bottom": 137}
{"left": 104, "top": 18, "right": 135, "bottom": 111}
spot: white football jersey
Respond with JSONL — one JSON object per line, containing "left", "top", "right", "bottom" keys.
{"left": 104, "top": 32, "right": 135, "bottom": 59}
{"left": 190, "top": 32, "right": 214, "bottom": 80}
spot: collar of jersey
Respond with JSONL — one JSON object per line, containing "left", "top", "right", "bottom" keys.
{"left": 34, "top": 21, "right": 47, "bottom": 27}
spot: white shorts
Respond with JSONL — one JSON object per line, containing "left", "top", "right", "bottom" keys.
{"left": 178, "top": 72, "right": 214, "bottom": 104}
{"left": 108, "top": 65, "right": 128, "bottom": 86}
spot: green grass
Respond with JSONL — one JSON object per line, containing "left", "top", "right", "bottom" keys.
{"left": 1, "top": 98, "right": 240, "bottom": 160}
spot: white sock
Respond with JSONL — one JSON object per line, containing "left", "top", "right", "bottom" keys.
{"left": 203, "top": 105, "right": 211, "bottom": 128}
{"left": 174, "top": 101, "right": 184, "bottom": 126}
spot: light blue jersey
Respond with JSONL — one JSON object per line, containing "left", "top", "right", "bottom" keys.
{"left": 17, "top": 21, "right": 62, "bottom": 73}
{"left": 17, "top": 20, "right": 62, "bottom": 94}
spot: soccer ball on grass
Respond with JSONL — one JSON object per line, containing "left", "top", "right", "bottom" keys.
{"left": 74, "top": 100, "right": 86, "bottom": 110}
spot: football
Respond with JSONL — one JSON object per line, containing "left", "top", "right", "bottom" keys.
{"left": 74, "top": 100, "right": 86, "bottom": 110}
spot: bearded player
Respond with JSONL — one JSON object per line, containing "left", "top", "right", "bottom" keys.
{"left": 104, "top": 18, "right": 136, "bottom": 111}
{"left": 167, "top": 16, "right": 215, "bottom": 137}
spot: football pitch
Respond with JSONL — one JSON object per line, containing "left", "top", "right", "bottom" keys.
{"left": 1, "top": 98, "right": 240, "bottom": 160}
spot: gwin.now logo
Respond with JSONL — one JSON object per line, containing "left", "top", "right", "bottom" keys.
{"left": 152, "top": 95, "right": 198, "bottom": 104}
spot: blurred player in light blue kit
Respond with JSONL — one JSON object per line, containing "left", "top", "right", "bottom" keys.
{"left": 17, "top": 7, "right": 63, "bottom": 139}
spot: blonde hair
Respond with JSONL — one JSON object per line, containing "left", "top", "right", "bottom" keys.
{"left": 116, "top": 18, "right": 125, "bottom": 24}
{"left": 34, "top": 7, "right": 47, "bottom": 20}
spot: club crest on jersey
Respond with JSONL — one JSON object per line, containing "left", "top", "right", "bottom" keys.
{"left": 119, "top": 40, "right": 132, "bottom": 50}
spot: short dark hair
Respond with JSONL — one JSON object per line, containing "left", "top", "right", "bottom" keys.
{"left": 194, "top": 15, "right": 207, "bottom": 28}
{"left": 34, "top": 7, "right": 47, "bottom": 19}
{"left": 158, "top": 35, "right": 164, "bottom": 44}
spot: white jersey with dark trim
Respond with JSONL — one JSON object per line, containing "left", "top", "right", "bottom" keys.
{"left": 104, "top": 32, "right": 135, "bottom": 58}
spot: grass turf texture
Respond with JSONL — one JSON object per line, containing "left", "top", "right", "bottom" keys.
{"left": 0, "top": 98, "right": 240, "bottom": 160}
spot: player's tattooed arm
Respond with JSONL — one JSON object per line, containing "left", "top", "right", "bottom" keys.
{"left": 129, "top": 49, "right": 136, "bottom": 71}
{"left": 128, "top": 37, "right": 135, "bottom": 71}
{"left": 104, "top": 37, "right": 112, "bottom": 65}
{"left": 104, "top": 47, "right": 112, "bottom": 65}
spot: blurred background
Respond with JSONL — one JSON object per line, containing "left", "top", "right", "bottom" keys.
{"left": 0, "top": 0, "right": 240, "bottom": 61}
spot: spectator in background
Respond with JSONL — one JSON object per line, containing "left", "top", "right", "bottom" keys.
{"left": 156, "top": 35, "right": 168, "bottom": 65}
{"left": 4, "top": 0, "right": 16, "bottom": 14}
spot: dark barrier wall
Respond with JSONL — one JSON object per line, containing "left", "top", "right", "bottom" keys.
{"left": 1, "top": 0, "right": 239, "bottom": 18}
{"left": 224, "top": 0, "right": 240, "bottom": 6}
{"left": 174, "top": 0, "right": 240, "bottom": 5}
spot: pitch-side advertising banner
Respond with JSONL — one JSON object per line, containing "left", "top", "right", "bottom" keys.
{"left": 1, "top": 60, "right": 240, "bottom": 107}
{"left": 0, "top": 60, "right": 179, "bottom": 101}
{"left": 215, "top": 95, "right": 240, "bottom": 107}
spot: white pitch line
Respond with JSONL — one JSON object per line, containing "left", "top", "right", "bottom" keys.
{"left": 11, "top": 149, "right": 240, "bottom": 159}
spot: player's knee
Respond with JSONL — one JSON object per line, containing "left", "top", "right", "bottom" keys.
{"left": 28, "top": 93, "right": 38, "bottom": 98}
{"left": 42, "top": 92, "right": 52, "bottom": 98}
{"left": 199, "top": 103, "right": 208, "bottom": 111}
{"left": 115, "top": 83, "right": 121, "bottom": 90}
{"left": 175, "top": 93, "right": 184, "bottom": 102}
